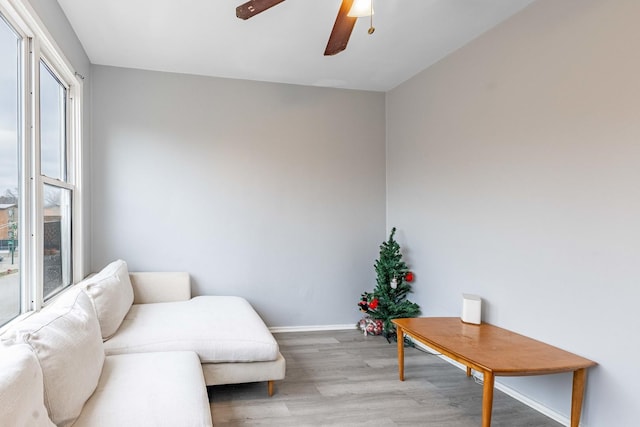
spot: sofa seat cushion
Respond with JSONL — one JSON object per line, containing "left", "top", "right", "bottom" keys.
{"left": 104, "top": 296, "right": 279, "bottom": 363}
{"left": 72, "top": 351, "right": 212, "bottom": 427}
{"left": 0, "top": 342, "right": 55, "bottom": 427}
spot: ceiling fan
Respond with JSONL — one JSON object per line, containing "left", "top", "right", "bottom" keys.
{"left": 236, "top": 0, "right": 373, "bottom": 56}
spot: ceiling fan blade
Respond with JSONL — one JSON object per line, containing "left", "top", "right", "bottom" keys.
{"left": 324, "top": 0, "right": 357, "bottom": 56}
{"left": 236, "top": 0, "right": 286, "bottom": 20}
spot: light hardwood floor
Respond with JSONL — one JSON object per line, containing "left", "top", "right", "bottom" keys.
{"left": 208, "top": 329, "right": 562, "bottom": 426}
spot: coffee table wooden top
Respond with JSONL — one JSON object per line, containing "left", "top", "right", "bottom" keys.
{"left": 393, "top": 317, "right": 596, "bottom": 376}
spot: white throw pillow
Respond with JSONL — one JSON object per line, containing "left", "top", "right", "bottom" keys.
{"left": 7, "top": 290, "right": 105, "bottom": 427}
{"left": 0, "top": 342, "right": 55, "bottom": 427}
{"left": 80, "top": 259, "right": 134, "bottom": 339}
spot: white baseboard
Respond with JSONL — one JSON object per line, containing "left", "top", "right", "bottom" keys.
{"left": 269, "top": 324, "right": 357, "bottom": 333}
{"left": 411, "top": 340, "right": 571, "bottom": 426}
{"left": 492, "top": 380, "right": 570, "bottom": 426}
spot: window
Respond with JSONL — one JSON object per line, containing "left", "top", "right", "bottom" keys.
{"left": 40, "top": 60, "right": 73, "bottom": 300}
{"left": 0, "top": 2, "right": 82, "bottom": 328}
{"left": 0, "top": 13, "right": 21, "bottom": 326}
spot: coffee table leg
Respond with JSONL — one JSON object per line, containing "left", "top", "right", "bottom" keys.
{"left": 397, "top": 326, "right": 405, "bottom": 381}
{"left": 570, "top": 368, "right": 587, "bottom": 427}
{"left": 482, "top": 371, "right": 494, "bottom": 427}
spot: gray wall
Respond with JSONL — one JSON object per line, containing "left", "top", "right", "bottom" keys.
{"left": 386, "top": 0, "right": 639, "bottom": 425}
{"left": 91, "top": 66, "right": 386, "bottom": 327}
{"left": 27, "top": 0, "right": 92, "bottom": 278}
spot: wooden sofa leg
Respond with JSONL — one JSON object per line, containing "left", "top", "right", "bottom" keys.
{"left": 268, "top": 380, "right": 274, "bottom": 397}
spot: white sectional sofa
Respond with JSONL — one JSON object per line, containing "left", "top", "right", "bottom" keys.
{"left": 0, "top": 260, "right": 286, "bottom": 426}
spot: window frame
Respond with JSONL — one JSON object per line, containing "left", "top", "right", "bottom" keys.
{"left": 0, "top": 0, "right": 83, "bottom": 328}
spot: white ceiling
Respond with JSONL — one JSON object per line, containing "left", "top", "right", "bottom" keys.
{"left": 56, "top": 0, "right": 534, "bottom": 92}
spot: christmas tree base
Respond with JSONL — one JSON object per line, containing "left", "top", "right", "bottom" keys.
{"left": 381, "top": 329, "right": 415, "bottom": 347}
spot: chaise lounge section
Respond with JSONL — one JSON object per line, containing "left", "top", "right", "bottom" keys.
{"left": 103, "top": 269, "right": 287, "bottom": 395}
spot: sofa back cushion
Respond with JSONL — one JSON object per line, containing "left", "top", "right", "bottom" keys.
{"left": 0, "top": 342, "right": 55, "bottom": 427}
{"left": 80, "top": 259, "right": 134, "bottom": 339}
{"left": 5, "top": 289, "right": 105, "bottom": 427}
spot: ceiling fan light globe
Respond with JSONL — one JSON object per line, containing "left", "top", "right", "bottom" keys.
{"left": 347, "top": 0, "right": 374, "bottom": 18}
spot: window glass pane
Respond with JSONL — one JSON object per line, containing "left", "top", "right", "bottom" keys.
{"left": 0, "top": 15, "right": 21, "bottom": 326}
{"left": 40, "top": 60, "right": 66, "bottom": 181}
{"left": 43, "top": 184, "right": 71, "bottom": 300}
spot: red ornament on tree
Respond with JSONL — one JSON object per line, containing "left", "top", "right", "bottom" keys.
{"left": 405, "top": 272, "right": 414, "bottom": 282}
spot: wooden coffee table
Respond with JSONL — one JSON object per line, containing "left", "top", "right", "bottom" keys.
{"left": 392, "top": 317, "right": 596, "bottom": 427}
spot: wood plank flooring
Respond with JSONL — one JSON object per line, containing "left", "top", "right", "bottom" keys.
{"left": 208, "top": 330, "right": 562, "bottom": 426}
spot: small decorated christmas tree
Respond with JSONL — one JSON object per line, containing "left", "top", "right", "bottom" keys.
{"left": 358, "top": 227, "right": 420, "bottom": 339}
